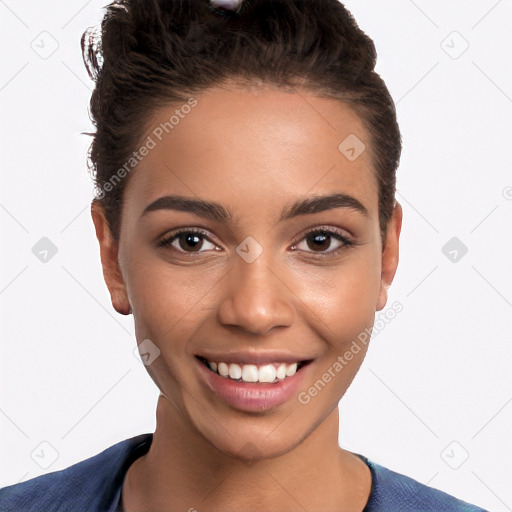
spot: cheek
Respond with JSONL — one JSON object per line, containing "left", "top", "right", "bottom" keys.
{"left": 129, "top": 266, "right": 215, "bottom": 399}
{"left": 293, "top": 248, "right": 382, "bottom": 344}
{"left": 127, "top": 256, "right": 226, "bottom": 373}
{"left": 293, "top": 253, "right": 381, "bottom": 410}
{"left": 127, "top": 247, "right": 218, "bottom": 321}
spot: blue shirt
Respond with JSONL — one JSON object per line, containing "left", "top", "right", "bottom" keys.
{"left": 0, "top": 433, "right": 488, "bottom": 511}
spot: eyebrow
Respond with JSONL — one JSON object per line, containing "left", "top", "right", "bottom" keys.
{"left": 140, "top": 192, "right": 368, "bottom": 222}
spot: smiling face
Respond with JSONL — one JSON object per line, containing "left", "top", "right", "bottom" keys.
{"left": 92, "top": 84, "right": 401, "bottom": 461}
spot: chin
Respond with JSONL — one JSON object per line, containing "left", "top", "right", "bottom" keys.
{"left": 203, "top": 424, "right": 307, "bottom": 463}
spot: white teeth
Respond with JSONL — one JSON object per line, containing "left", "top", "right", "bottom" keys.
{"left": 258, "top": 364, "right": 276, "bottom": 383}
{"left": 241, "top": 364, "right": 259, "bottom": 382}
{"left": 276, "top": 364, "right": 287, "bottom": 380}
{"left": 204, "top": 358, "right": 304, "bottom": 383}
{"left": 285, "top": 362, "right": 297, "bottom": 377}
{"left": 228, "top": 363, "right": 242, "bottom": 380}
{"left": 218, "top": 362, "right": 229, "bottom": 377}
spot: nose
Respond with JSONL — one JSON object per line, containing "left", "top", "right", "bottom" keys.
{"left": 217, "top": 255, "right": 296, "bottom": 336}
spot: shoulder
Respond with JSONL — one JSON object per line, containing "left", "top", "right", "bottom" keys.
{"left": 361, "top": 456, "right": 488, "bottom": 512}
{"left": 0, "top": 433, "right": 152, "bottom": 512}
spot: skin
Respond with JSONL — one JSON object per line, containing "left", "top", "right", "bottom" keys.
{"left": 91, "top": 83, "right": 402, "bottom": 511}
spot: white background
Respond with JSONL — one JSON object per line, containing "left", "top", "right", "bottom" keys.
{"left": 1, "top": 1, "right": 511, "bottom": 510}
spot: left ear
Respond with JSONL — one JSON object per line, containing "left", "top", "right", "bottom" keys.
{"left": 376, "top": 201, "right": 402, "bottom": 311}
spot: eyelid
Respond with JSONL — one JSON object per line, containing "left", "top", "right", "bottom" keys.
{"left": 157, "top": 224, "right": 357, "bottom": 256}
{"left": 289, "top": 225, "right": 355, "bottom": 255}
{"left": 290, "top": 224, "right": 352, "bottom": 246}
{"left": 157, "top": 226, "right": 218, "bottom": 244}
{"left": 156, "top": 227, "right": 220, "bottom": 252}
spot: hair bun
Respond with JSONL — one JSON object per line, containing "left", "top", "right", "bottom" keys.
{"left": 209, "top": 0, "right": 243, "bottom": 12}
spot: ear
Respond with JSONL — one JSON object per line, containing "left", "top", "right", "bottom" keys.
{"left": 91, "top": 200, "right": 131, "bottom": 315}
{"left": 376, "top": 201, "right": 402, "bottom": 311}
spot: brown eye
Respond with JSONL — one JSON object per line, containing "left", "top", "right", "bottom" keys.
{"left": 292, "top": 228, "right": 353, "bottom": 256}
{"left": 176, "top": 232, "right": 203, "bottom": 252}
{"left": 305, "top": 232, "right": 332, "bottom": 252}
{"left": 158, "top": 229, "right": 218, "bottom": 254}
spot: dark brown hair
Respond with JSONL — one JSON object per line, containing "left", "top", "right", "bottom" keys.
{"left": 82, "top": 0, "right": 401, "bottom": 244}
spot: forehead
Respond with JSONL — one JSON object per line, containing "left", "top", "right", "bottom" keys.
{"left": 122, "top": 85, "right": 378, "bottom": 223}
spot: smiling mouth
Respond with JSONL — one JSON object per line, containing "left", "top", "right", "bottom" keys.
{"left": 195, "top": 356, "right": 313, "bottom": 384}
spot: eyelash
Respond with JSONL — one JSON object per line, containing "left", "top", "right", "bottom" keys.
{"left": 157, "top": 226, "right": 356, "bottom": 258}
{"left": 294, "top": 227, "right": 355, "bottom": 257}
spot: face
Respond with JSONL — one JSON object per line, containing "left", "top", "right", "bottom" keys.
{"left": 92, "top": 84, "right": 401, "bottom": 461}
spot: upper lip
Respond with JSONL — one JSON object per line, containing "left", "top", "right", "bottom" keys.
{"left": 195, "top": 351, "right": 315, "bottom": 365}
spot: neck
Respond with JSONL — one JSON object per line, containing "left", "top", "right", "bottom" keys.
{"left": 122, "top": 394, "right": 371, "bottom": 512}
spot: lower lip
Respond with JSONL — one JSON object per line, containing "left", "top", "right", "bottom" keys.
{"left": 195, "top": 357, "right": 312, "bottom": 413}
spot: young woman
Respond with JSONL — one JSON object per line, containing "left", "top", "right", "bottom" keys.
{"left": 0, "top": 0, "right": 489, "bottom": 510}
